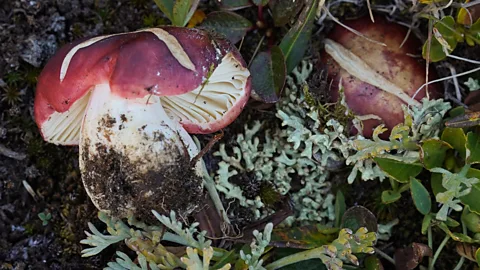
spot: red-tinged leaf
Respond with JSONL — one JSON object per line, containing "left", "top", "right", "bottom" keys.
{"left": 218, "top": 0, "right": 253, "bottom": 11}
{"left": 199, "top": 11, "right": 252, "bottom": 44}
{"left": 456, "top": 242, "right": 480, "bottom": 262}
{"left": 269, "top": 0, "right": 305, "bottom": 27}
{"left": 252, "top": 0, "right": 270, "bottom": 6}
{"left": 250, "top": 46, "right": 286, "bottom": 103}
{"left": 394, "top": 243, "right": 432, "bottom": 270}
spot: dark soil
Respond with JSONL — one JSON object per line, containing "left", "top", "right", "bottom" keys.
{"left": 0, "top": 1, "right": 168, "bottom": 269}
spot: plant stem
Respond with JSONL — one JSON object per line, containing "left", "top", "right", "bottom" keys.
{"left": 453, "top": 215, "right": 468, "bottom": 270}
{"left": 201, "top": 160, "right": 231, "bottom": 224}
{"left": 374, "top": 247, "right": 395, "bottom": 265}
{"left": 453, "top": 257, "right": 465, "bottom": 270}
{"left": 428, "top": 226, "right": 433, "bottom": 266}
{"left": 247, "top": 35, "right": 266, "bottom": 68}
{"left": 264, "top": 247, "right": 323, "bottom": 270}
{"left": 428, "top": 235, "right": 450, "bottom": 270}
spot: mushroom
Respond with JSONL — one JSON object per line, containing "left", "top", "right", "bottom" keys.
{"left": 321, "top": 16, "right": 440, "bottom": 138}
{"left": 34, "top": 27, "right": 251, "bottom": 219}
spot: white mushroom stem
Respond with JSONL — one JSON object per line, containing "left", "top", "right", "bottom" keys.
{"left": 78, "top": 84, "right": 202, "bottom": 212}
{"left": 324, "top": 38, "right": 421, "bottom": 107}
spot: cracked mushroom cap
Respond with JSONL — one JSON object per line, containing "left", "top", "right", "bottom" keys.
{"left": 34, "top": 27, "right": 251, "bottom": 144}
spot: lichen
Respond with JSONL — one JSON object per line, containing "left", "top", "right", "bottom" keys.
{"left": 214, "top": 61, "right": 350, "bottom": 225}
{"left": 213, "top": 60, "right": 452, "bottom": 226}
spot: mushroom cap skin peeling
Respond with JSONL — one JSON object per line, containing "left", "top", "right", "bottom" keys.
{"left": 34, "top": 27, "right": 251, "bottom": 219}
{"left": 321, "top": 16, "right": 440, "bottom": 138}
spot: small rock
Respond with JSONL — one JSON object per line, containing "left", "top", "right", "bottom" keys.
{"left": 20, "top": 34, "right": 58, "bottom": 67}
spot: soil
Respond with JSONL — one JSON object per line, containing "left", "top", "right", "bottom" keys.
{"left": 0, "top": 1, "right": 167, "bottom": 269}
{"left": 1, "top": 0, "right": 479, "bottom": 269}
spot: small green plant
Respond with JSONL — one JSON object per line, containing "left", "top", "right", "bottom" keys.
{"left": 82, "top": 206, "right": 376, "bottom": 269}
{"left": 38, "top": 211, "right": 52, "bottom": 226}
{"left": 152, "top": 0, "right": 200, "bottom": 27}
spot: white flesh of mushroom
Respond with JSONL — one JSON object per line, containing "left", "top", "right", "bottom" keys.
{"left": 78, "top": 83, "right": 202, "bottom": 212}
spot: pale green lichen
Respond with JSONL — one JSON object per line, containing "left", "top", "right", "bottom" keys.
{"left": 240, "top": 223, "right": 273, "bottom": 270}
{"left": 214, "top": 61, "right": 349, "bottom": 224}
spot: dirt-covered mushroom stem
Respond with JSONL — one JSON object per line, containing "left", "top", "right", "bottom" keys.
{"left": 34, "top": 27, "right": 251, "bottom": 220}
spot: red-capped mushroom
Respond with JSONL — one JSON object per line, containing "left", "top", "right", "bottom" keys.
{"left": 34, "top": 27, "right": 251, "bottom": 219}
{"left": 321, "top": 16, "right": 440, "bottom": 138}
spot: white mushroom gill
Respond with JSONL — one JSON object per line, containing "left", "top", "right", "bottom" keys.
{"left": 40, "top": 91, "right": 92, "bottom": 145}
{"left": 161, "top": 52, "right": 250, "bottom": 125}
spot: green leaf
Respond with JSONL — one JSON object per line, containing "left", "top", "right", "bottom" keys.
{"left": 374, "top": 157, "right": 423, "bottom": 183}
{"left": 153, "top": 0, "right": 174, "bottom": 21}
{"left": 466, "top": 132, "right": 480, "bottom": 164}
{"left": 460, "top": 168, "right": 480, "bottom": 214}
{"left": 421, "top": 214, "right": 433, "bottom": 234}
{"left": 250, "top": 46, "right": 287, "bottom": 103}
{"left": 341, "top": 206, "right": 377, "bottom": 233}
{"left": 218, "top": 0, "right": 252, "bottom": 10}
{"left": 270, "top": 225, "right": 338, "bottom": 249}
{"left": 252, "top": 0, "right": 270, "bottom": 6}
{"left": 466, "top": 18, "right": 480, "bottom": 45}
{"left": 431, "top": 172, "right": 445, "bottom": 196}
{"left": 420, "top": 139, "right": 452, "bottom": 169}
{"left": 172, "top": 0, "right": 195, "bottom": 27}
{"left": 441, "top": 127, "right": 466, "bottom": 159}
{"left": 410, "top": 178, "right": 432, "bottom": 215}
{"left": 382, "top": 190, "right": 402, "bottom": 204}
{"left": 449, "top": 106, "right": 466, "bottom": 118}
{"left": 422, "top": 16, "right": 459, "bottom": 62}
{"left": 271, "top": 249, "right": 326, "bottom": 270}
{"left": 212, "top": 249, "right": 236, "bottom": 269}
{"left": 334, "top": 190, "right": 346, "bottom": 228}
{"left": 438, "top": 222, "right": 477, "bottom": 243}
{"left": 364, "top": 255, "right": 383, "bottom": 270}
{"left": 200, "top": 11, "right": 252, "bottom": 44}
{"left": 476, "top": 247, "right": 480, "bottom": 266}
{"left": 279, "top": 0, "right": 318, "bottom": 72}
{"left": 269, "top": 0, "right": 305, "bottom": 27}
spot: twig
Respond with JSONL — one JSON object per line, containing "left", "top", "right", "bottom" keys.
{"left": 412, "top": 66, "right": 480, "bottom": 100}
{"left": 444, "top": 62, "right": 462, "bottom": 101}
{"left": 247, "top": 35, "right": 266, "bottom": 69}
{"left": 366, "top": 0, "right": 375, "bottom": 22}
{"left": 374, "top": 247, "right": 395, "bottom": 265}
{"left": 323, "top": 6, "right": 387, "bottom": 46}
{"left": 0, "top": 143, "right": 26, "bottom": 160}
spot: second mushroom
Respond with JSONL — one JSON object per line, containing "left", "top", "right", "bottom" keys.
{"left": 34, "top": 27, "right": 251, "bottom": 220}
